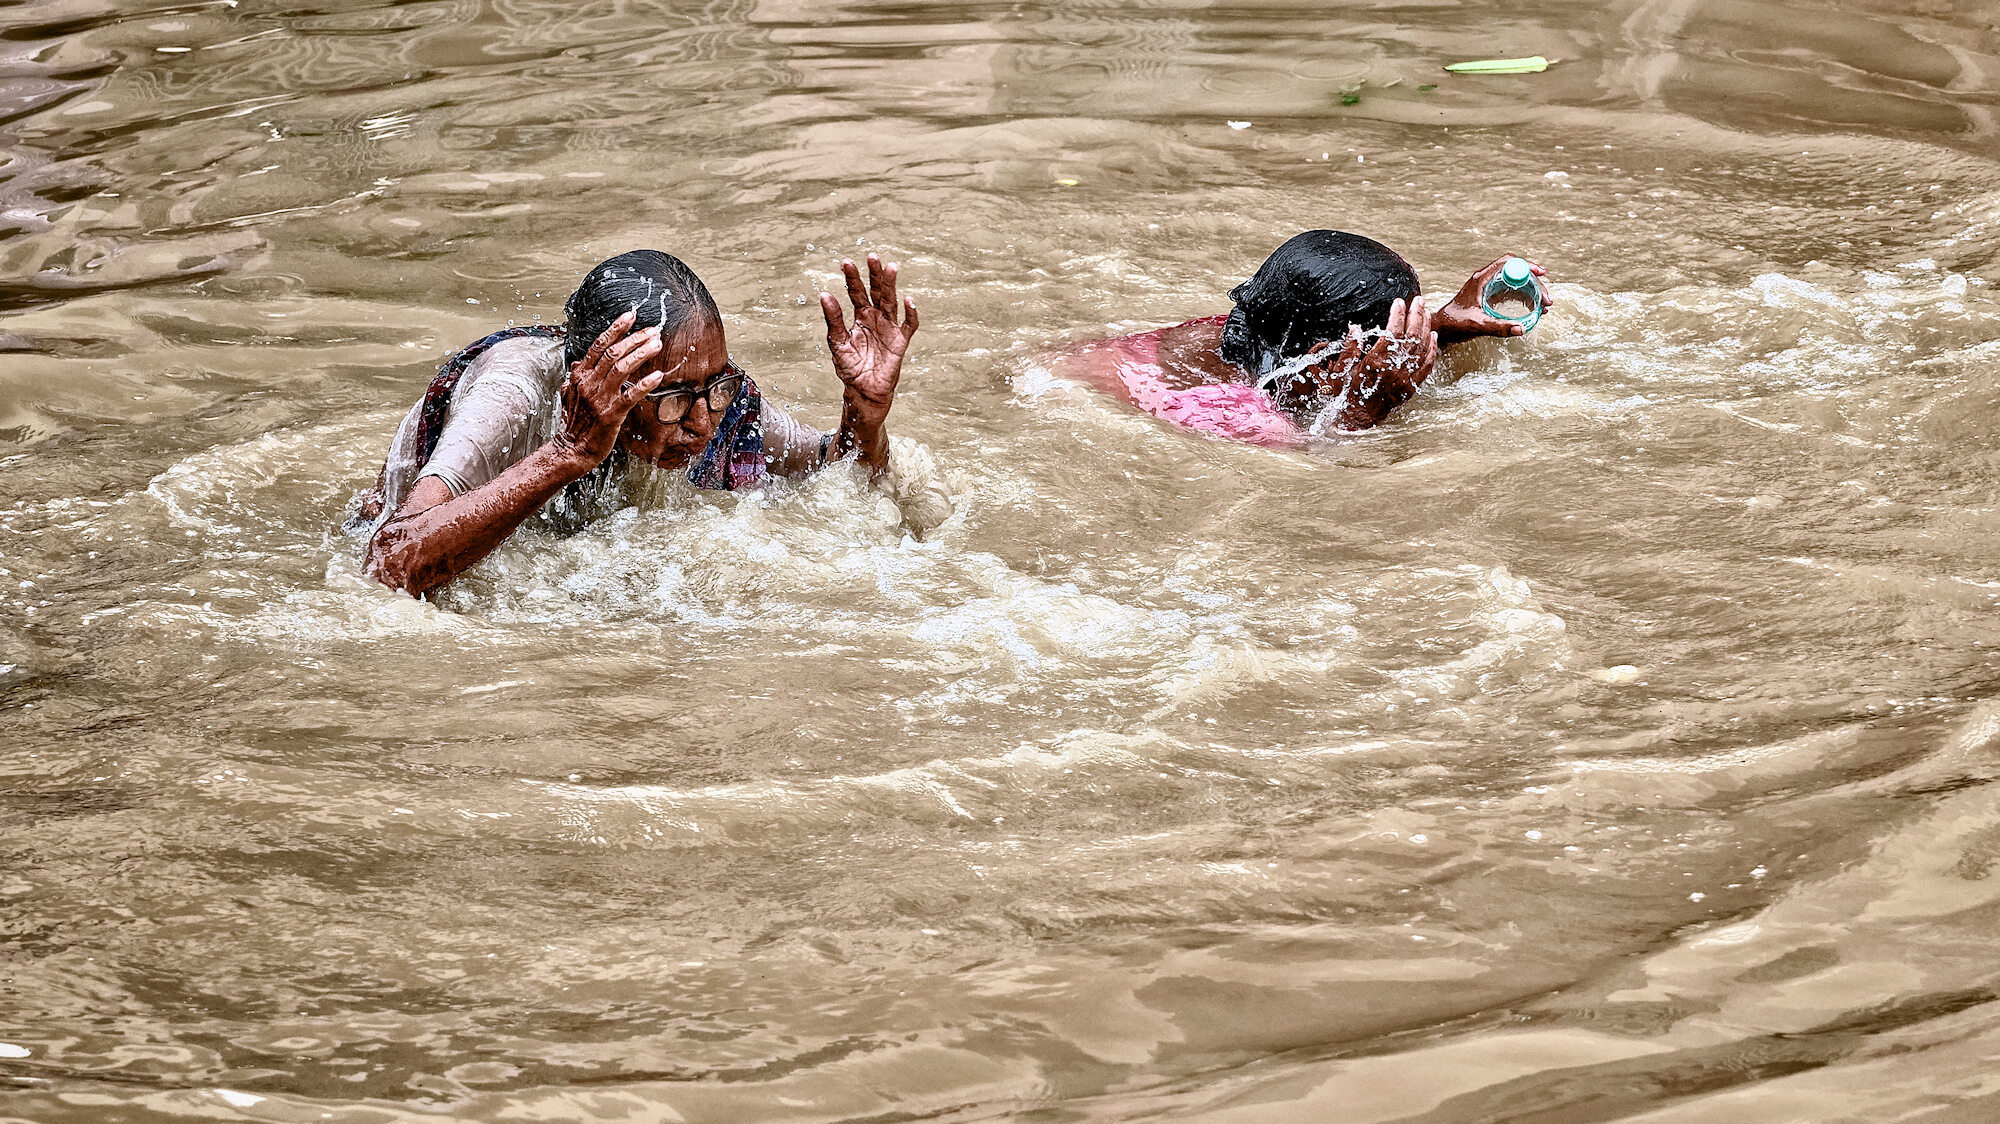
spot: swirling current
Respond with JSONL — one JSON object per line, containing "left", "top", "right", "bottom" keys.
{"left": 3, "top": 0, "right": 2000, "bottom": 1121}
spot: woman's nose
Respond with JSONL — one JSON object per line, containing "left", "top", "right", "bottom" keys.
{"left": 681, "top": 396, "right": 714, "bottom": 434}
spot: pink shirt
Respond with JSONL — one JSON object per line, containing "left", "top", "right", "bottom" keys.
{"left": 1078, "top": 316, "right": 1303, "bottom": 447}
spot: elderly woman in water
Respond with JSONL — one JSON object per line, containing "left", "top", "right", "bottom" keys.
{"left": 1059, "top": 229, "right": 1551, "bottom": 442}
{"left": 358, "top": 249, "right": 917, "bottom": 596}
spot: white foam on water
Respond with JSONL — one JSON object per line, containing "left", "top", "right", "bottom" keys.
{"left": 1010, "top": 361, "right": 1078, "bottom": 400}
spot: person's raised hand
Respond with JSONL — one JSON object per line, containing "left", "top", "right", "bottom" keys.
{"left": 556, "top": 310, "right": 665, "bottom": 463}
{"left": 820, "top": 253, "right": 918, "bottom": 425}
{"left": 1437, "top": 255, "right": 1553, "bottom": 341}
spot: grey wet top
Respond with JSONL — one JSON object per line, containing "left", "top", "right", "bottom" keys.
{"left": 374, "top": 335, "right": 824, "bottom": 521}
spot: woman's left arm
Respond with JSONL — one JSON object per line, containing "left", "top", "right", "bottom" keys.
{"left": 759, "top": 402, "right": 834, "bottom": 478}
{"left": 819, "top": 254, "right": 919, "bottom": 475}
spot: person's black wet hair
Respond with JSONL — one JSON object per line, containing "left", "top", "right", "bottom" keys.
{"left": 563, "top": 249, "right": 720, "bottom": 366}
{"left": 1218, "top": 230, "right": 1421, "bottom": 379}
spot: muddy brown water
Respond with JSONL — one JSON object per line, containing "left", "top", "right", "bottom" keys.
{"left": 3, "top": 0, "right": 2000, "bottom": 1121}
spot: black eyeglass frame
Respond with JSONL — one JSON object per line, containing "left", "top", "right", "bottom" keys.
{"left": 646, "top": 361, "right": 745, "bottom": 423}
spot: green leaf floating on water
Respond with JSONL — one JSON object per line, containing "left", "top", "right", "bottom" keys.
{"left": 1443, "top": 56, "right": 1550, "bottom": 74}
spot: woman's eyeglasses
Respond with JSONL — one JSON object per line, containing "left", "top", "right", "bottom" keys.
{"left": 647, "top": 361, "right": 744, "bottom": 423}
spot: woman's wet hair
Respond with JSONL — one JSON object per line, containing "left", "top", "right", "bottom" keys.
{"left": 1218, "top": 230, "right": 1421, "bottom": 378}
{"left": 562, "top": 249, "right": 720, "bottom": 367}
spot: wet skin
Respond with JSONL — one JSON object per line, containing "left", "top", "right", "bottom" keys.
{"left": 1145, "top": 254, "right": 1555, "bottom": 431}
{"left": 365, "top": 254, "right": 917, "bottom": 597}
{"left": 614, "top": 317, "right": 734, "bottom": 473}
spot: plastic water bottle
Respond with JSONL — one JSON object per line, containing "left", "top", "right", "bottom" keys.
{"left": 1479, "top": 258, "right": 1544, "bottom": 333}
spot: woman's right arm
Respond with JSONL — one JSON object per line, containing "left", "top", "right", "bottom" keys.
{"left": 365, "top": 313, "right": 664, "bottom": 597}
{"left": 365, "top": 443, "right": 602, "bottom": 596}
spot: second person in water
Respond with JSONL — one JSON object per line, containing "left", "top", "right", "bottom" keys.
{"left": 1059, "top": 229, "right": 1552, "bottom": 443}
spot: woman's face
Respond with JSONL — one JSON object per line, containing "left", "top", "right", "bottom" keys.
{"left": 618, "top": 316, "right": 731, "bottom": 470}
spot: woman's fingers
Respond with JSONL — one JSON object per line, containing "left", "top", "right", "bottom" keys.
{"left": 820, "top": 291, "right": 849, "bottom": 345}
{"left": 614, "top": 331, "right": 661, "bottom": 370}
{"left": 841, "top": 259, "right": 870, "bottom": 316}
{"left": 601, "top": 324, "right": 659, "bottom": 371}
{"left": 1340, "top": 325, "right": 1365, "bottom": 365}
{"left": 1364, "top": 328, "right": 1393, "bottom": 366}
{"left": 902, "top": 296, "right": 919, "bottom": 337}
{"left": 868, "top": 254, "right": 897, "bottom": 313}
{"left": 827, "top": 254, "right": 914, "bottom": 330}
{"left": 1297, "top": 341, "right": 1338, "bottom": 390}
{"left": 1385, "top": 297, "right": 1408, "bottom": 337}
{"left": 609, "top": 331, "right": 663, "bottom": 383}
{"left": 1407, "top": 295, "right": 1430, "bottom": 341}
{"left": 584, "top": 327, "right": 659, "bottom": 398}
{"left": 622, "top": 369, "right": 666, "bottom": 403}
{"left": 579, "top": 310, "right": 636, "bottom": 372}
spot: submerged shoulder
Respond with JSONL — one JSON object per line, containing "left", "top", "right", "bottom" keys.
{"left": 1059, "top": 314, "right": 1228, "bottom": 376}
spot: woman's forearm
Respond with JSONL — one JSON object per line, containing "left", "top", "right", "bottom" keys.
{"left": 366, "top": 441, "right": 596, "bottom": 596}
{"left": 759, "top": 402, "right": 837, "bottom": 479}
{"left": 834, "top": 395, "right": 890, "bottom": 475}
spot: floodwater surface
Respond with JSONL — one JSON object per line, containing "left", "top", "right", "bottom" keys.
{"left": 4, "top": 0, "right": 2000, "bottom": 1120}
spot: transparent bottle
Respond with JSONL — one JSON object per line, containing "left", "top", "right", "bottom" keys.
{"left": 1479, "top": 257, "right": 1544, "bottom": 333}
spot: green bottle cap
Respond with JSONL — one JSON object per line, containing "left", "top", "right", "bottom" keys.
{"left": 1501, "top": 257, "right": 1533, "bottom": 285}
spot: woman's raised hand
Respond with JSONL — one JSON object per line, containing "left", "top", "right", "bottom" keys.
{"left": 556, "top": 310, "right": 665, "bottom": 462}
{"left": 821, "top": 254, "right": 918, "bottom": 421}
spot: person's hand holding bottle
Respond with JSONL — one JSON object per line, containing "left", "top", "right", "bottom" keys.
{"left": 1434, "top": 255, "right": 1553, "bottom": 344}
